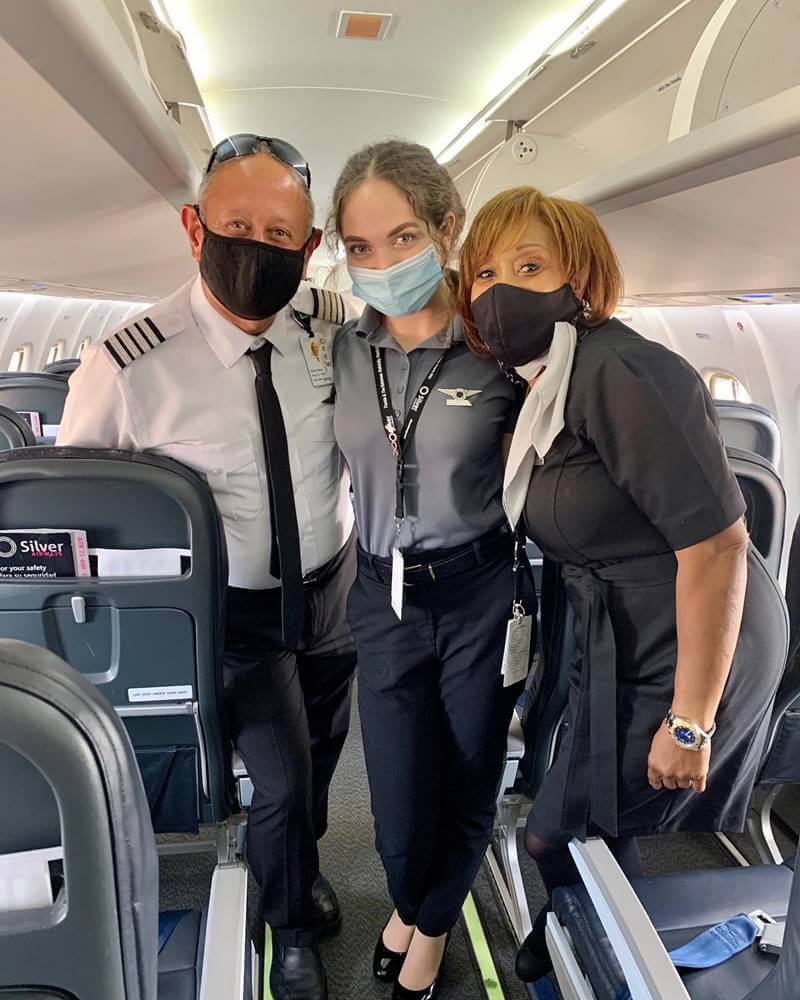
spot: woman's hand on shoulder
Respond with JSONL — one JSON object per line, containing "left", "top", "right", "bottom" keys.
{"left": 647, "top": 722, "right": 710, "bottom": 793}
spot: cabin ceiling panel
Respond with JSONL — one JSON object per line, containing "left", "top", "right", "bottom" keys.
{"left": 207, "top": 87, "right": 459, "bottom": 223}
{"left": 167, "top": 0, "right": 595, "bottom": 210}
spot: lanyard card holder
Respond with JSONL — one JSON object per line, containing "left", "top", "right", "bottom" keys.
{"left": 502, "top": 527, "right": 533, "bottom": 687}
{"left": 371, "top": 345, "right": 451, "bottom": 621}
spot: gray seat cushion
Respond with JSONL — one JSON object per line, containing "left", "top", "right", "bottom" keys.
{"left": 157, "top": 910, "right": 206, "bottom": 1000}
{"left": 553, "top": 863, "right": 793, "bottom": 1000}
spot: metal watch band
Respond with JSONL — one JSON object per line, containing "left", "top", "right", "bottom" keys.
{"left": 666, "top": 709, "right": 717, "bottom": 750}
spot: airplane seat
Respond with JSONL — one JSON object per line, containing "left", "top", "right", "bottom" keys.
{"left": 0, "top": 404, "right": 36, "bottom": 451}
{"left": 0, "top": 637, "right": 230, "bottom": 1000}
{"left": 785, "top": 514, "right": 800, "bottom": 658}
{"left": 750, "top": 513, "right": 800, "bottom": 864}
{"left": 0, "top": 373, "right": 70, "bottom": 443}
{"left": 0, "top": 447, "right": 236, "bottom": 839}
{"left": 42, "top": 357, "right": 81, "bottom": 377}
{"left": 714, "top": 400, "right": 781, "bottom": 469}
{"left": 727, "top": 446, "right": 786, "bottom": 577}
{"left": 547, "top": 837, "right": 800, "bottom": 1000}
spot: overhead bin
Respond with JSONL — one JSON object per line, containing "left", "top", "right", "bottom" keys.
{"left": 0, "top": 0, "right": 205, "bottom": 207}
{"left": 555, "top": 84, "right": 800, "bottom": 215}
{"left": 464, "top": 0, "right": 800, "bottom": 301}
{"left": 670, "top": 0, "right": 800, "bottom": 138}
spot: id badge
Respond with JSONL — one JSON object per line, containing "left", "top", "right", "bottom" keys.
{"left": 502, "top": 608, "right": 532, "bottom": 687}
{"left": 299, "top": 333, "right": 333, "bottom": 388}
{"left": 391, "top": 547, "right": 404, "bottom": 620}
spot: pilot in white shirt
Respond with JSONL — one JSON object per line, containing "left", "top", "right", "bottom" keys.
{"left": 57, "top": 135, "right": 360, "bottom": 1000}
{"left": 59, "top": 275, "right": 353, "bottom": 589}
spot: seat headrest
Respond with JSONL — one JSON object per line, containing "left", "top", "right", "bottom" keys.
{"left": 726, "top": 446, "right": 785, "bottom": 577}
{"left": 715, "top": 401, "right": 781, "bottom": 467}
{"left": 42, "top": 359, "right": 80, "bottom": 377}
{"left": 0, "top": 405, "right": 36, "bottom": 449}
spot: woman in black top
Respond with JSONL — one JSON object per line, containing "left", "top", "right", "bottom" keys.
{"left": 456, "top": 185, "right": 787, "bottom": 982}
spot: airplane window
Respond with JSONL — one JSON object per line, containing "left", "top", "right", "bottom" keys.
{"left": 7, "top": 344, "right": 30, "bottom": 372}
{"left": 707, "top": 371, "right": 752, "bottom": 404}
{"left": 45, "top": 340, "right": 65, "bottom": 365}
{"left": 76, "top": 337, "right": 92, "bottom": 357}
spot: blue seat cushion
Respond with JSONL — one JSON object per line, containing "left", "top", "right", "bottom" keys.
{"left": 157, "top": 909, "right": 206, "bottom": 1000}
{"left": 552, "top": 863, "right": 793, "bottom": 1000}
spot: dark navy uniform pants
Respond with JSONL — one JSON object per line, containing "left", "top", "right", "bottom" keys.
{"left": 223, "top": 533, "right": 357, "bottom": 946}
{"left": 348, "top": 530, "right": 532, "bottom": 937}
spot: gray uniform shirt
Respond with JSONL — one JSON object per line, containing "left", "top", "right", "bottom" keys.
{"left": 333, "top": 306, "right": 520, "bottom": 557}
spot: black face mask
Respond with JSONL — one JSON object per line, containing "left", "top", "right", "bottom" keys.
{"left": 198, "top": 221, "right": 310, "bottom": 321}
{"left": 471, "top": 282, "right": 583, "bottom": 366}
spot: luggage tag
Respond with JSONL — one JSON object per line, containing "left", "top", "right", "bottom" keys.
{"left": 299, "top": 332, "right": 333, "bottom": 388}
{"left": 502, "top": 601, "right": 532, "bottom": 687}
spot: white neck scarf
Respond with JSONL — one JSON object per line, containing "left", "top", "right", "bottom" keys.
{"left": 503, "top": 321, "right": 578, "bottom": 530}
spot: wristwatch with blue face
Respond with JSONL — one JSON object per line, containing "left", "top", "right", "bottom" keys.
{"left": 665, "top": 709, "right": 717, "bottom": 751}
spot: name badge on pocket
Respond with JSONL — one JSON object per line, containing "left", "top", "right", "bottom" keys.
{"left": 502, "top": 608, "right": 532, "bottom": 687}
{"left": 299, "top": 333, "right": 333, "bottom": 388}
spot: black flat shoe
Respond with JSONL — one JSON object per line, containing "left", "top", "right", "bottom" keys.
{"left": 373, "top": 926, "right": 408, "bottom": 982}
{"left": 270, "top": 943, "right": 328, "bottom": 1000}
{"left": 311, "top": 873, "right": 342, "bottom": 938}
{"left": 515, "top": 928, "right": 553, "bottom": 982}
{"left": 392, "top": 933, "right": 450, "bottom": 999}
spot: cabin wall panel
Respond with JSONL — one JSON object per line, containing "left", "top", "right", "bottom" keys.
{"left": 0, "top": 293, "right": 150, "bottom": 370}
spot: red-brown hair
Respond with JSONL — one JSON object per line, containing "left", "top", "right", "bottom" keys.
{"left": 458, "top": 186, "right": 623, "bottom": 354}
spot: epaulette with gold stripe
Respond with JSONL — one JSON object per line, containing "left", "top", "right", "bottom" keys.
{"left": 103, "top": 316, "right": 166, "bottom": 370}
{"left": 307, "top": 287, "right": 346, "bottom": 326}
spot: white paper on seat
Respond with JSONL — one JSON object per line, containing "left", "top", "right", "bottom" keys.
{"left": 42, "top": 423, "right": 60, "bottom": 437}
{"left": 0, "top": 846, "right": 62, "bottom": 912}
{"left": 91, "top": 547, "right": 190, "bottom": 577}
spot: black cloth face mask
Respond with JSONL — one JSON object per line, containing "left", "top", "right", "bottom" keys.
{"left": 198, "top": 220, "right": 310, "bottom": 321}
{"left": 471, "top": 282, "right": 583, "bottom": 366}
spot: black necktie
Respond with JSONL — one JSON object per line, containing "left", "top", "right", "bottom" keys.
{"left": 250, "top": 340, "right": 304, "bottom": 648}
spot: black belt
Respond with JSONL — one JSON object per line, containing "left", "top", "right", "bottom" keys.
{"left": 560, "top": 552, "right": 677, "bottom": 839}
{"left": 358, "top": 525, "right": 513, "bottom": 586}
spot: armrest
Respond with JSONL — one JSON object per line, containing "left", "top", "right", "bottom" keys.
{"left": 199, "top": 860, "right": 248, "bottom": 1000}
{"left": 568, "top": 837, "right": 690, "bottom": 1000}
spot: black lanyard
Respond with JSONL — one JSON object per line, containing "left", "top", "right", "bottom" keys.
{"left": 512, "top": 523, "right": 533, "bottom": 614}
{"left": 370, "top": 345, "right": 451, "bottom": 524}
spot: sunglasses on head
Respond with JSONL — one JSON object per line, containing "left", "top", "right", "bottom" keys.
{"left": 205, "top": 133, "right": 312, "bottom": 188}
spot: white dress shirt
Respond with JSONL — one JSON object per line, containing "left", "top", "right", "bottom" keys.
{"left": 57, "top": 276, "right": 356, "bottom": 589}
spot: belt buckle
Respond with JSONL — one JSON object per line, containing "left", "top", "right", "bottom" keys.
{"left": 749, "top": 910, "right": 784, "bottom": 955}
{"left": 748, "top": 909, "right": 774, "bottom": 938}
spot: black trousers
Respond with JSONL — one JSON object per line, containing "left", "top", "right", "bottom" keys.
{"left": 348, "top": 531, "right": 533, "bottom": 937}
{"left": 223, "top": 533, "right": 357, "bottom": 946}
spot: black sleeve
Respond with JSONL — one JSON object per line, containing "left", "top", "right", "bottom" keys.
{"left": 583, "top": 341, "right": 746, "bottom": 550}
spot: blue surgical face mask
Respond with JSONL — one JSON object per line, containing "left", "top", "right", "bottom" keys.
{"left": 348, "top": 244, "right": 444, "bottom": 317}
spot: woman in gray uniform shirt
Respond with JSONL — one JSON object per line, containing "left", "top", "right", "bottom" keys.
{"left": 329, "top": 140, "right": 535, "bottom": 999}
